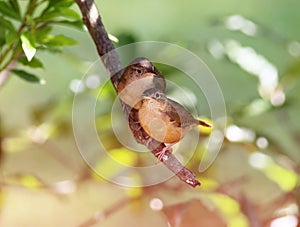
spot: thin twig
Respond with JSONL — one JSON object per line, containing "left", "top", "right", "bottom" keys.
{"left": 0, "top": 60, "right": 17, "bottom": 87}
{"left": 75, "top": 0, "right": 200, "bottom": 187}
{"left": 78, "top": 197, "right": 140, "bottom": 227}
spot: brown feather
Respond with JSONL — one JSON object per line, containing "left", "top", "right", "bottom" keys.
{"left": 139, "top": 88, "right": 211, "bottom": 144}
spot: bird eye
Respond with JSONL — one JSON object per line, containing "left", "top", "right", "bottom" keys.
{"left": 136, "top": 69, "right": 142, "bottom": 74}
{"left": 155, "top": 92, "right": 160, "bottom": 98}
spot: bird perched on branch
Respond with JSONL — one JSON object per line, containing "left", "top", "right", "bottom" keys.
{"left": 117, "top": 57, "right": 166, "bottom": 109}
{"left": 138, "top": 88, "right": 211, "bottom": 161}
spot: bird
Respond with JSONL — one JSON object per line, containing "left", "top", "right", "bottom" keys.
{"left": 138, "top": 88, "right": 211, "bottom": 161}
{"left": 117, "top": 57, "right": 166, "bottom": 109}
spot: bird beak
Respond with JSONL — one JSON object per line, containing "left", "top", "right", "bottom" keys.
{"left": 143, "top": 72, "right": 156, "bottom": 77}
{"left": 142, "top": 95, "right": 152, "bottom": 100}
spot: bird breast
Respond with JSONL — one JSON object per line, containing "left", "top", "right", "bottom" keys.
{"left": 139, "top": 100, "right": 184, "bottom": 143}
{"left": 117, "top": 75, "right": 157, "bottom": 109}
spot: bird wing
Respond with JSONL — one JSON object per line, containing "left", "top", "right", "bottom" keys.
{"left": 161, "top": 99, "right": 199, "bottom": 128}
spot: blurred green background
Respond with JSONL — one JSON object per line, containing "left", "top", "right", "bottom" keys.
{"left": 0, "top": 0, "right": 300, "bottom": 226}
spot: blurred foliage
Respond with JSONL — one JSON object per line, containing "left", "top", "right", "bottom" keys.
{"left": 0, "top": 0, "right": 82, "bottom": 83}
{"left": 0, "top": 0, "right": 300, "bottom": 227}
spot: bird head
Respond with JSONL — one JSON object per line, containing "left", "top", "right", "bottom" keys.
{"left": 142, "top": 88, "right": 166, "bottom": 100}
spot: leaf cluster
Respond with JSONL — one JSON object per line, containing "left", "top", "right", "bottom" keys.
{"left": 0, "top": 0, "right": 83, "bottom": 83}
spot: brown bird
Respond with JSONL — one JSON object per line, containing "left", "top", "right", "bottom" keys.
{"left": 117, "top": 57, "right": 166, "bottom": 109}
{"left": 138, "top": 88, "right": 211, "bottom": 160}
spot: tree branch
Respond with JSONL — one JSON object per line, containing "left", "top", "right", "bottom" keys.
{"left": 75, "top": 0, "right": 200, "bottom": 187}
{"left": 74, "top": 0, "right": 121, "bottom": 87}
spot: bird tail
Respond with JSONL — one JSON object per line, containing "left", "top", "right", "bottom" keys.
{"left": 198, "top": 120, "right": 212, "bottom": 127}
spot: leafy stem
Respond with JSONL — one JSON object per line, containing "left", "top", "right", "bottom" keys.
{"left": 0, "top": 0, "right": 82, "bottom": 86}
{"left": 0, "top": 0, "right": 38, "bottom": 71}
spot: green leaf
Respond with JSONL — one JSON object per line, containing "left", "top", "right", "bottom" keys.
{"left": 43, "top": 0, "right": 74, "bottom": 13}
{"left": 50, "top": 20, "right": 83, "bottom": 29}
{"left": 37, "top": 45, "right": 62, "bottom": 53}
{"left": 0, "top": 16, "right": 16, "bottom": 32}
{"left": 0, "top": 1, "right": 21, "bottom": 20}
{"left": 12, "top": 69, "right": 42, "bottom": 83}
{"left": 42, "top": 0, "right": 62, "bottom": 13}
{"left": 20, "top": 33, "right": 36, "bottom": 61}
{"left": 48, "top": 0, "right": 62, "bottom": 7}
{"left": 5, "top": 30, "right": 18, "bottom": 45}
{"left": 43, "top": 35, "right": 77, "bottom": 47}
{"left": 8, "top": 0, "right": 20, "bottom": 18}
{"left": 52, "top": 0, "right": 74, "bottom": 8}
{"left": 36, "top": 10, "right": 61, "bottom": 22}
{"left": 58, "top": 8, "right": 81, "bottom": 20}
{"left": 36, "top": 8, "right": 81, "bottom": 22}
{"left": 0, "top": 27, "right": 5, "bottom": 46}
{"left": 18, "top": 56, "right": 44, "bottom": 68}
{"left": 0, "top": 17, "right": 18, "bottom": 45}
{"left": 35, "top": 26, "right": 52, "bottom": 44}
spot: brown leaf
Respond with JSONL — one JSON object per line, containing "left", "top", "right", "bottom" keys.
{"left": 162, "top": 199, "right": 226, "bottom": 227}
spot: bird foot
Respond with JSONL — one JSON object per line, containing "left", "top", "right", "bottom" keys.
{"left": 129, "top": 119, "right": 142, "bottom": 130}
{"left": 155, "top": 146, "right": 171, "bottom": 163}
